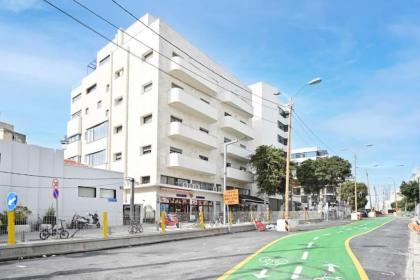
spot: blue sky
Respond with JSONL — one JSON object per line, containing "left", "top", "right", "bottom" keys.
{"left": 0, "top": 0, "right": 419, "bottom": 194}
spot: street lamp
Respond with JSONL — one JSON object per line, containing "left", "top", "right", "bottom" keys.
{"left": 282, "top": 77, "right": 322, "bottom": 222}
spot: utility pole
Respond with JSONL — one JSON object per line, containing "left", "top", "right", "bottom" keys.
{"left": 373, "top": 185, "right": 378, "bottom": 210}
{"left": 128, "top": 177, "right": 135, "bottom": 225}
{"left": 354, "top": 153, "right": 358, "bottom": 212}
{"left": 284, "top": 96, "right": 293, "bottom": 220}
{"left": 223, "top": 139, "right": 238, "bottom": 224}
{"left": 366, "top": 170, "right": 373, "bottom": 211}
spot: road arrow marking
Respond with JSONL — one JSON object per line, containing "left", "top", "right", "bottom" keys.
{"left": 253, "top": 269, "right": 268, "bottom": 279}
{"left": 313, "top": 236, "right": 319, "bottom": 240}
{"left": 291, "top": 266, "right": 302, "bottom": 279}
{"left": 307, "top": 242, "right": 313, "bottom": 248}
{"left": 301, "top": 251, "right": 309, "bottom": 260}
{"left": 324, "top": 263, "right": 338, "bottom": 273}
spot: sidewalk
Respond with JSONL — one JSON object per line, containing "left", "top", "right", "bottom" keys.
{"left": 406, "top": 218, "right": 420, "bottom": 279}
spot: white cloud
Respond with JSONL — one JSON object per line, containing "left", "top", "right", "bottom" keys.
{"left": 0, "top": 0, "right": 42, "bottom": 12}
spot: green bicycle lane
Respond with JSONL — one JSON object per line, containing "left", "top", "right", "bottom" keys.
{"left": 219, "top": 217, "right": 393, "bottom": 280}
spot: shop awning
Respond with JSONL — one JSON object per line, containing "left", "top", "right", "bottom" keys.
{"left": 239, "top": 194, "right": 266, "bottom": 204}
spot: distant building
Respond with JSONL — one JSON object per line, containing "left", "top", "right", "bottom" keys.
{"left": 291, "top": 146, "right": 328, "bottom": 164}
{"left": 0, "top": 139, "right": 123, "bottom": 225}
{"left": 0, "top": 121, "right": 26, "bottom": 144}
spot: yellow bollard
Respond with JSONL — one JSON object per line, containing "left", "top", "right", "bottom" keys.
{"left": 229, "top": 208, "right": 233, "bottom": 225}
{"left": 102, "top": 211, "right": 108, "bottom": 239}
{"left": 8, "top": 211, "right": 15, "bottom": 245}
{"left": 250, "top": 210, "right": 254, "bottom": 222}
{"left": 161, "top": 210, "right": 166, "bottom": 233}
{"left": 199, "top": 209, "right": 205, "bottom": 230}
{"left": 266, "top": 209, "right": 270, "bottom": 223}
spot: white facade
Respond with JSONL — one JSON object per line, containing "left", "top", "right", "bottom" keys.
{"left": 64, "top": 14, "right": 277, "bottom": 221}
{"left": 0, "top": 139, "right": 123, "bottom": 225}
{"left": 0, "top": 121, "right": 26, "bottom": 144}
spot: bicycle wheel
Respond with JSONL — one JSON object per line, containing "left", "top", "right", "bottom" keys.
{"left": 128, "top": 226, "right": 135, "bottom": 234}
{"left": 39, "top": 230, "right": 50, "bottom": 240}
{"left": 136, "top": 224, "right": 143, "bottom": 233}
{"left": 60, "top": 230, "right": 69, "bottom": 239}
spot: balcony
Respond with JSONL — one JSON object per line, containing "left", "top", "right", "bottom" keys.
{"left": 223, "top": 167, "right": 253, "bottom": 183}
{"left": 64, "top": 141, "right": 81, "bottom": 159}
{"left": 220, "top": 144, "right": 252, "bottom": 161}
{"left": 219, "top": 91, "right": 253, "bottom": 117}
{"left": 67, "top": 116, "right": 82, "bottom": 136}
{"left": 167, "top": 153, "right": 217, "bottom": 175}
{"left": 169, "top": 56, "right": 218, "bottom": 96}
{"left": 220, "top": 116, "right": 255, "bottom": 140}
{"left": 168, "top": 88, "right": 218, "bottom": 122}
{"left": 168, "top": 122, "right": 217, "bottom": 150}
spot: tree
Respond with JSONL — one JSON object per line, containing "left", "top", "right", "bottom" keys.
{"left": 400, "top": 180, "right": 419, "bottom": 203}
{"left": 339, "top": 181, "right": 368, "bottom": 210}
{"left": 391, "top": 197, "right": 416, "bottom": 211}
{"left": 250, "top": 145, "right": 289, "bottom": 196}
{"left": 296, "top": 156, "right": 352, "bottom": 196}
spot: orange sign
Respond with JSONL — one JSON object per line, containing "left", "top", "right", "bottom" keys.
{"left": 224, "top": 189, "right": 239, "bottom": 205}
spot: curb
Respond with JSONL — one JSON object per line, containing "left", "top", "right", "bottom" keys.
{"left": 0, "top": 224, "right": 255, "bottom": 262}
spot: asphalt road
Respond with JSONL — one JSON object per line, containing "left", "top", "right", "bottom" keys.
{"left": 351, "top": 217, "right": 411, "bottom": 280}
{"left": 0, "top": 230, "right": 284, "bottom": 280}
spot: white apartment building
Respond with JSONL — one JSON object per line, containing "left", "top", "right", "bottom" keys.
{"left": 0, "top": 139, "right": 123, "bottom": 225}
{"left": 64, "top": 14, "right": 288, "bottom": 222}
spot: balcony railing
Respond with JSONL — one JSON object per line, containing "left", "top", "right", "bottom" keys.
{"left": 219, "top": 91, "right": 253, "bottom": 117}
{"left": 168, "top": 122, "right": 218, "bottom": 150}
{"left": 220, "top": 116, "right": 255, "bottom": 140}
{"left": 167, "top": 153, "right": 217, "bottom": 175}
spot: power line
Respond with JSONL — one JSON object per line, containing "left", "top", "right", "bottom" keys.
{"left": 111, "top": 0, "right": 254, "bottom": 95}
{"left": 291, "top": 114, "right": 319, "bottom": 148}
{"left": 0, "top": 181, "right": 123, "bottom": 189}
{"left": 69, "top": 0, "right": 288, "bottom": 112}
{"left": 0, "top": 170, "right": 123, "bottom": 181}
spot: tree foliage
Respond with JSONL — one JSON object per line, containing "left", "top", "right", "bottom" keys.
{"left": 296, "top": 156, "right": 352, "bottom": 195}
{"left": 339, "top": 181, "right": 368, "bottom": 210}
{"left": 250, "top": 145, "right": 288, "bottom": 196}
{"left": 400, "top": 180, "right": 419, "bottom": 203}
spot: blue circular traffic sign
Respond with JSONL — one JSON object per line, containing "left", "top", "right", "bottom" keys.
{"left": 53, "top": 188, "right": 59, "bottom": 199}
{"left": 6, "top": 192, "right": 18, "bottom": 211}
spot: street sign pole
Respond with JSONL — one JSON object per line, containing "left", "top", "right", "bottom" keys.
{"left": 52, "top": 179, "right": 60, "bottom": 223}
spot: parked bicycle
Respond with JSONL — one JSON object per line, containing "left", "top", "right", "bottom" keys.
{"left": 128, "top": 220, "right": 143, "bottom": 234}
{"left": 39, "top": 219, "right": 69, "bottom": 240}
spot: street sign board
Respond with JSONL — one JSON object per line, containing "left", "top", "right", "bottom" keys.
{"left": 53, "top": 188, "right": 59, "bottom": 199}
{"left": 52, "top": 178, "right": 59, "bottom": 189}
{"left": 6, "top": 192, "right": 18, "bottom": 211}
{"left": 224, "top": 189, "right": 239, "bottom": 205}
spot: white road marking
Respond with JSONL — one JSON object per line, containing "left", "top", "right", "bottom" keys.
{"left": 291, "top": 265, "right": 303, "bottom": 279}
{"left": 313, "top": 236, "right": 319, "bottom": 240}
{"left": 324, "top": 263, "right": 338, "bottom": 273}
{"left": 301, "top": 251, "right": 309, "bottom": 260}
{"left": 253, "top": 269, "right": 269, "bottom": 279}
{"left": 16, "top": 265, "right": 26, "bottom": 268}
{"left": 307, "top": 242, "right": 313, "bottom": 248}
{"left": 323, "top": 233, "right": 331, "bottom": 236}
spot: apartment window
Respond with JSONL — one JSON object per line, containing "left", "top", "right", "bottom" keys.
{"left": 143, "top": 114, "right": 153, "bottom": 124}
{"left": 143, "top": 82, "right": 153, "bottom": 93}
{"left": 279, "top": 107, "right": 289, "bottom": 118}
{"left": 142, "top": 145, "right": 152, "bottom": 155}
{"left": 105, "top": 109, "right": 109, "bottom": 117}
{"left": 97, "top": 100, "right": 102, "bottom": 109}
{"left": 240, "top": 144, "right": 246, "bottom": 149}
{"left": 85, "top": 108, "right": 89, "bottom": 115}
{"left": 106, "top": 84, "right": 110, "bottom": 92}
{"left": 170, "top": 147, "right": 182, "bottom": 154}
{"left": 67, "top": 134, "right": 81, "bottom": 144}
{"left": 72, "top": 93, "right": 81, "bottom": 103}
{"left": 224, "top": 112, "right": 231, "bottom": 117}
{"left": 239, "top": 166, "right": 247, "bottom": 172}
{"left": 172, "top": 52, "right": 180, "bottom": 57}
{"left": 99, "top": 54, "right": 110, "bottom": 66}
{"left": 85, "top": 150, "right": 106, "bottom": 166}
{"left": 278, "top": 121, "right": 288, "bottom": 132}
{"left": 86, "top": 84, "right": 97, "bottom": 94}
{"left": 115, "top": 68, "right": 124, "bottom": 79}
{"left": 78, "top": 186, "right": 96, "bottom": 198}
{"left": 142, "top": 50, "right": 153, "bottom": 61}
{"left": 71, "top": 110, "right": 81, "bottom": 119}
{"left": 277, "top": 135, "right": 288, "bottom": 145}
{"left": 171, "top": 83, "right": 183, "bottom": 90}
{"left": 224, "top": 137, "right": 231, "bottom": 143}
{"left": 100, "top": 188, "right": 116, "bottom": 199}
{"left": 68, "top": 155, "right": 81, "bottom": 163}
{"left": 114, "top": 125, "right": 123, "bottom": 134}
{"left": 141, "top": 176, "right": 151, "bottom": 184}
{"left": 200, "top": 98, "right": 210, "bottom": 104}
{"left": 86, "top": 121, "right": 108, "bottom": 143}
{"left": 113, "top": 152, "right": 122, "bottom": 161}
{"left": 199, "top": 155, "right": 209, "bottom": 161}
{"left": 170, "top": 115, "right": 182, "bottom": 123}
{"left": 199, "top": 127, "right": 209, "bottom": 134}
{"left": 161, "top": 175, "right": 190, "bottom": 187}
{"left": 114, "top": 96, "right": 123, "bottom": 106}
{"left": 240, "top": 120, "right": 247, "bottom": 125}
{"left": 226, "top": 162, "right": 231, "bottom": 167}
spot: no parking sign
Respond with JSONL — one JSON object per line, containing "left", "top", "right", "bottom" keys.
{"left": 52, "top": 178, "right": 59, "bottom": 199}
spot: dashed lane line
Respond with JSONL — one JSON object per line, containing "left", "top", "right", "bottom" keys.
{"left": 301, "top": 251, "right": 309, "bottom": 260}
{"left": 291, "top": 265, "right": 303, "bottom": 279}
